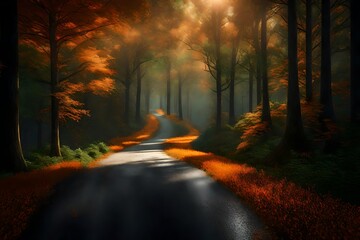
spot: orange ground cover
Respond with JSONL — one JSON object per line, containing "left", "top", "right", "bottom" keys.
{"left": 0, "top": 115, "right": 160, "bottom": 239}
{"left": 0, "top": 162, "right": 82, "bottom": 240}
{"left": 164, "top": 119, "right": 360, "bottom": 239}
{"left": 108, "top": 115, "right": 159, "bottom": 152}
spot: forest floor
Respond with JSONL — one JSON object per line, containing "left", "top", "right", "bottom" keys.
{"left": 20, "top": 114, "right": 270, "bottom": 240}
{"left": 0, "top": 115, "right": 159, "bottom": 240}
{"left": 164, "top": 115, "right": 360, "bottom": 239}
{"left": 1, "top": 113, "right": 359, "bottom": 239}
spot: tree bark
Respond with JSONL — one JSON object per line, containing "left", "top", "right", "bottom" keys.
{"left": 145, "top": 80, "right": 150, "bottom": 114}
{"left": 49, "top": 13, "right": 61, "bottom": 156}
{"left": 306, "top": 0, "right": 313, "bottom": 102}
{"left": 229, "top": 38, "right": 237, "bottom": 125}
{"left": 215, "top": 10, "right": 222, "bottom": 129}
{"left": 160, "top": 95, "right": 163, "bottom": 110}
{"left": 166, "top": 59, "right": 171, "bottom": 115}
{"left": 124, "top": 60, "right": 131, "bottom": 125}
{"left": 320, "top": 0, "right": 334, "bottom": 120}
{"left": 135, "top": 62, "right": 142, "bottom": 122}
{"left": 253, "top": 19, "right": 262, "bottom": 106}
{"left": 249, "top": 62, "right": 254, "bottom": 112}
{"left": 178, "top": 74, "right": 183, "bottom": 120}
{"left": 186, "top": 88, "right": 190, "bottom": 120}
{"left": 350, "top": 0, "right": 360, "bottom": 123}
{"left": 260, "top": 9, "right": 272, "bottom": 124}
{"left": 283, "top": 0, "right": 307, "bottom": 151}
{"left": 0, "top": 0, "right": 27, "bottom": 172}
{"left": 37, "top": 119, "right": 43, "bottom": 150}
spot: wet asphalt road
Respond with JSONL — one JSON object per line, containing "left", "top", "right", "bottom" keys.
{"left": 21, "top": 114, "right": 267, "bottom": 240}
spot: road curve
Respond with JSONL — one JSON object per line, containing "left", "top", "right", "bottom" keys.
{"left": 21, "top": 114, "right": 268, "bottom": 240}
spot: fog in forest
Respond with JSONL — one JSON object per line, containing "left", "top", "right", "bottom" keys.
{"left": 15, "top": 0, "right": 350, "bottom": 153}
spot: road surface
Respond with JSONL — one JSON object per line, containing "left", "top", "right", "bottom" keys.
{"left": 21, "top": 114, "right": 268, "bottom": 240}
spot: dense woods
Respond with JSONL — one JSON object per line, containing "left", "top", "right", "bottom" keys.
{"left": 0, "top": 0, "right": 359, "bottom": 238}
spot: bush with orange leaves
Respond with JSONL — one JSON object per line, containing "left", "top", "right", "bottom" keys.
{"left": 0, "top": 162, "right": 82, "bottom": 240}
{"left": 108, "top": 114, "right": 159, "bottom": 152}
{"left": 165, "top": 118, "right": 360, "bottom": 239}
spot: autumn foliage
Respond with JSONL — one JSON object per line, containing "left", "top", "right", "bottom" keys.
{"left": 108, "top": 114, "right": 159, "bottom": 152}
{"left": 0, "top": 162, "right": 82, "bottom": 240}
{"left": 165, "top": 118, "right": 360, "bottom": 239}
{"left": 0, "top": 115, "right": 160, "bottom": 238}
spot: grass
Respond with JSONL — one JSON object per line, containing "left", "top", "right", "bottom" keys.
{"left": 164, "top": 116, "right": 360, "bottom": 240}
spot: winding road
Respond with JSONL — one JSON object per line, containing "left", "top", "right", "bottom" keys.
{"left": 21, "top": 114, "right": 268, "bottom": 240}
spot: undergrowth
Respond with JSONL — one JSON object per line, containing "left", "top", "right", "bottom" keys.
{"left": 192, "top": 102, "right": 360, "bottom": 205}
{"left": 165, "top": 115, "right": 360, "bottom": 239}
{"left": 26, "top": 142, "right": 110, "bottom": 170}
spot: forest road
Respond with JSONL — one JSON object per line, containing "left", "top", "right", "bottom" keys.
{"left": 21, "top": 114, "right": 269, "bottom": 240}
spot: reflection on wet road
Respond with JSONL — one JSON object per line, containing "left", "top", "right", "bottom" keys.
{"left": 22, "top": 114, "right": 267, "bottom": 240}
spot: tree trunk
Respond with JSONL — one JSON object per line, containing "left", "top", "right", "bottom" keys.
{"left": 249, "top": 62, "right": 254, "bottom": 112}
{"left": 166, "top": 59, "right": 171, "bottom": 115}
{"left": 145, "top": 81, "right": 150, "bottom": 114}
{"left": 160, "top": 95, "right": 163, "bottom": 110}
{"left": 135, "top": 63, "right": 142, "bottom": 122}
{"left": 306, "top": 0, "right": 313, "bottom": 102}
{"left": 178, "top": 74, "right": 183, "bottom": 120}
{"left": 215, "top": 10, "right": 222, "bottom": 129}
{"left": 261, "top": 10, "right": 272, "bottom": 124}
{"left": 283, "top": 0, "right": 307, "bottom": 151}
{"left": 350, "top": 0, "right": 360, "bottom": 123}
{"left": 253, "top": 19, "right": 262, "bottom": 106}
{"left": 229, "top": 38, "right": 237, "bottom": 125}
{"left": 0, "top": 0, "right": 27, "bottom": 172}
{"left": 174, "top": 86, "right": 178, "bottom": 115}
{"left": 186, "top": 88, "right": 190, "bottom": 120}
{"left": 49, "top": 13, "right": 61, "bottom": 156}
{"left": 37, "top": 118, "right": 43, "bottom": 150}
{"left": 124, "top": 64, "right": 131, "bottom": 125}
{"left": 320, "top": 0, "right": 334, "bottom": 120}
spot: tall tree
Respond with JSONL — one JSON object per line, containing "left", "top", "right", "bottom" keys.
{"left": 214, "top": 5, "right": 223, "bottom": 129}
{"left": 228, "top": 35, "right": 239, "bottom": 125}
{"left": 166, "top": 58, "right": 172, "bottom": 115}
{"left": 0, "top": 0, "right": 27, "bottom": 172}
{"left": 305, "top": 0, "right": 313, "bottom": 102}
{"left": 350, "top": 0, "right": 360, "bottom": 123}
{"left": 319, "top": 0, "right": 334, "bottom": 120}
{"left": 253, "top": 19, "right": 262, "bottom": 106}
{"left": 178, "top": 72, "right": 183, "bottom": 120}
{"left": 249, "top": 61, "right": 254, "bottom": 112}
{"left": 135, "top": 61, "right": 142, "bottom": 122}
{"left": 260, "top": 3, "right": 272, "bottom": 124}
{"left": 115, "top": 46, "right": 133, "bottom": 125}
{"left": 19, "top": 0, "right": 108, "bottom": 156}
{"left": 282, "top": 0, "right": 307, "bottom": 151}
{"left": 143, "top": 74, "right": 151, "bottom": 114}
{"left": 19, "top": 0, "right": 145, "bottom": 156}
{"left": 186, "top": 1, "right": 229, "bottom": 129}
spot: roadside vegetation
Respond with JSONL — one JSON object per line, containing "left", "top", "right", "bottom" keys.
{"left": 193, "top": 103, "right": 360, "bottom": 205}
{"left": 0, "top": 115, "right": 160, "bottom": 240}
{"left": 164, "top": 114, "right": 360, "bottom": 239}
{"left": 25, "top": 142, "right": 110, "bottom": 170}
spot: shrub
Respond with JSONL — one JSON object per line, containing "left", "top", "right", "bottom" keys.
{"left": 84, "top": 144, "right": 102, "bottom": 159}
{"left": 74, "top": 148, "right": 92, "bottom": 165}
{"left": 97, "top": 142, "right": 109, "bottom": 153}
{"left": 26, "top": 153, "right": 62, "bottom": 170}
{"left": 192, "top": 127, "right": 241, "bottom": 157}
{"left": 60, "top": 145, "right": 76, "bottom": 160}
